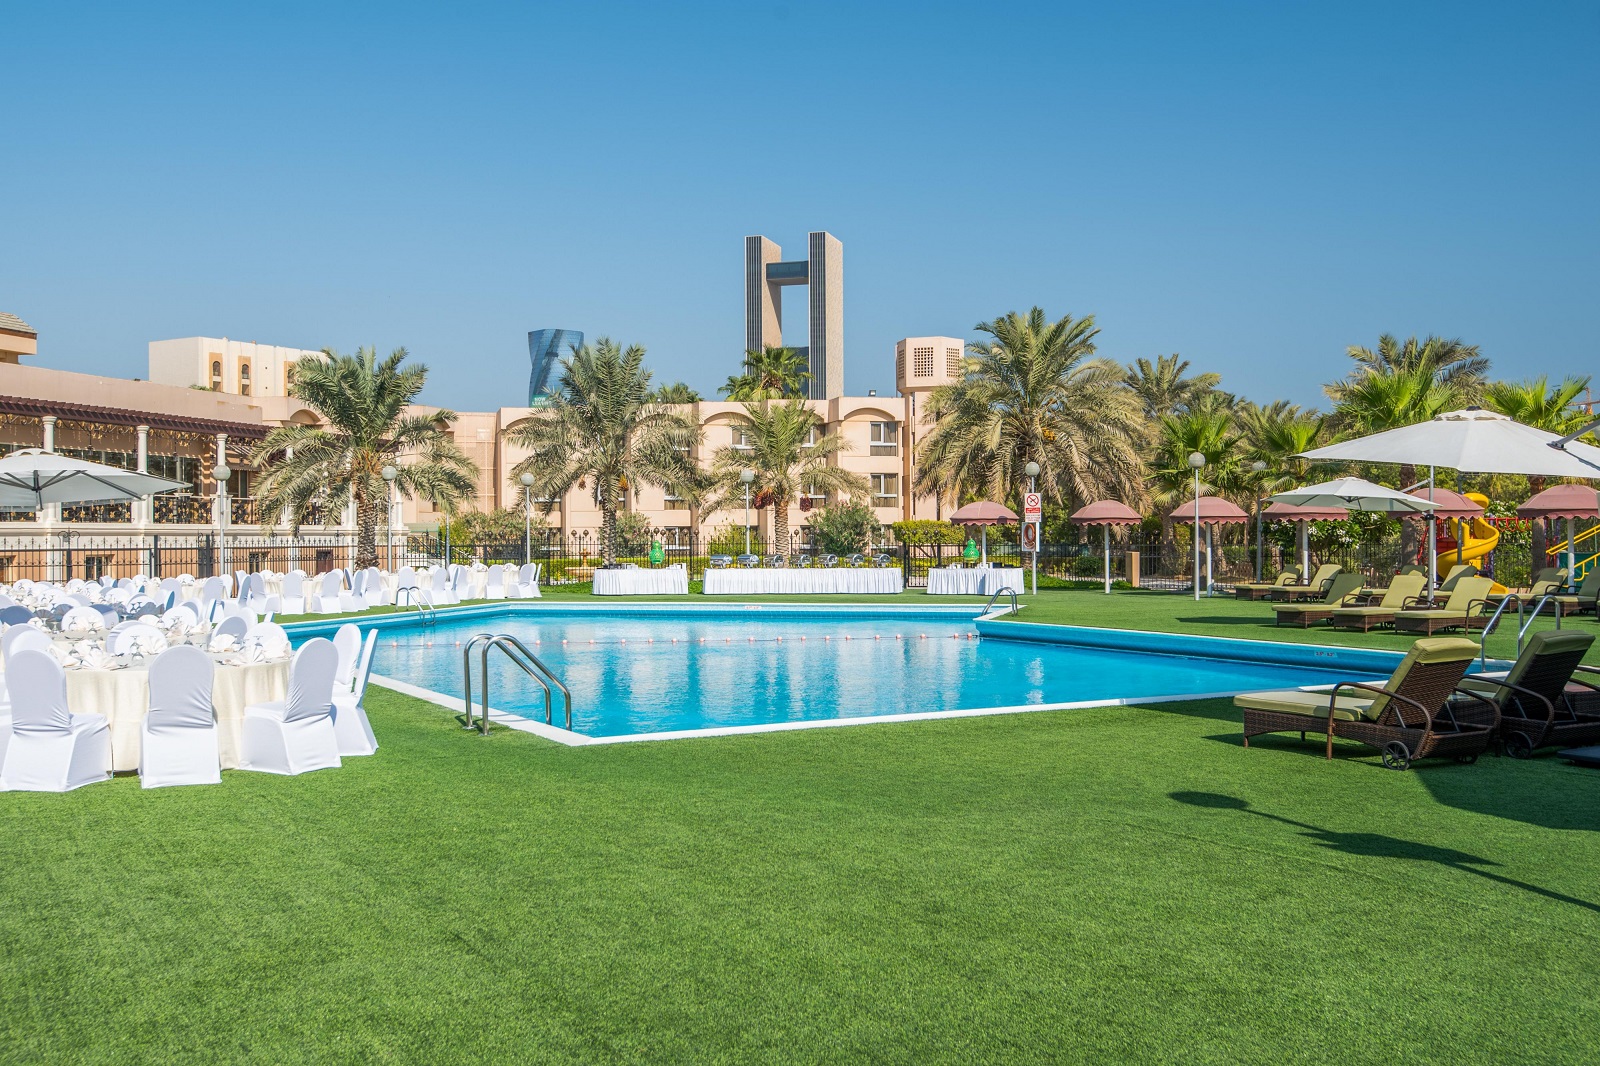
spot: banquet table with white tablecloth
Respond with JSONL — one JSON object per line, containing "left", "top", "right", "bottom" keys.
{"left": 701, "top": 567, "right": 904, "bottom": 595}
{"left": 593, "top": 567, "right": 689, "bottom": 595}
{"left": 924, "top": 566, "right": 1026, "bottom": 596}
{"left": 61, "top": 657, "right": 290, "bottom": 772}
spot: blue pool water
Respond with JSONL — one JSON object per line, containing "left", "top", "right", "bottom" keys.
{"left": 306, "top": 607, "right": 1387, "bottom": 739}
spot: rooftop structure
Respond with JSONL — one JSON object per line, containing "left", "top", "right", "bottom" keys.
{"left": 744, "top": 232, "right": 844, "bottom": 399}
{"left": 0, "top": 312, "right": 38, "bottom": 363}
{"left": 148, "top": 336, "right": 324, "bottom": 398}
{"left": 528, "top": 329, "right": 583, "bottom": 405}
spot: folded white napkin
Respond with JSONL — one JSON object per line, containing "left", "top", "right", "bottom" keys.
{"left": 234, "top": 643, "right": 268, "bottom": 665}
{"left": 27, "top": 617, "right": 50, "bottom": 632}
{"left": 77, "top": 645, "right": 121, "bottom": 671}
{"left": 47, "top": 643, "right": 79, "bottom": 668}
{"left": 208, "top": 634, "right": 239, "bottom": 653}
{"left": 129, "top": 633, "right": 169, "bottom": 657}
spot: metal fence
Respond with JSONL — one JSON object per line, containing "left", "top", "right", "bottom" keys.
{"left": 0, "top": 522, "right": 1562, "bottom": 591}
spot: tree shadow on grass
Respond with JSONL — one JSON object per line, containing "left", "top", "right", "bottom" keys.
{"left": 1171, "top": 791, "right": 1600, "bottom": 914}
{"left": 1419, "top": 760, "right": 1600, "bottom": 833}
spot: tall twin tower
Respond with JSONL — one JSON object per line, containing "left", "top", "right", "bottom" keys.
{"left": 744, "top": 232, "right": 843, "bottom": 399}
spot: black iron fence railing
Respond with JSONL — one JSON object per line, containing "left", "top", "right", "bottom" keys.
{"left": 0, "top": 524, "right": 1551, "bottom": 591}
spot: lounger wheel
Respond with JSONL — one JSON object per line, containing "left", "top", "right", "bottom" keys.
{"left": 1381, "top": 741, "right": 1412, "bottom": 771}
{"left": 1505, "top": 731, "right": 1535, "bottom": 760}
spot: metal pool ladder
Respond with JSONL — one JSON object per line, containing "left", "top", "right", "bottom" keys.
{"left": 982, "top": 587, "right": 1020, "bottom": 617}
{"left": 394, "top": 586, "right": 435, "bottom": 626}
{"left": 1475, "top": 592, "right": 1563, "bottom": 671}
{"left": 461, "top": 633, "right": 572, "bottom": 735}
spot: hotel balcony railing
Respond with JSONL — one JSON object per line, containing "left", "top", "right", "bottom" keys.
{"left": 61, "top": 501, "right": 134, "bottom": 523}
{"left": 153, "top": 495, "right": 213, "bottom": 524}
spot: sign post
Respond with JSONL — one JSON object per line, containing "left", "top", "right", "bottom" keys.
{"left": 1023, "top": 492, "right": 1042, "bottom": 595}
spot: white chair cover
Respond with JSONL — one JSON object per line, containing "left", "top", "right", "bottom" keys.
{"left": 246, "top": 621, "right": 291, "bottom": 658}
{"left": 279, "top": 572, "right": 306, "bottom": 615}
{"left": 0, "top": 649, "right": 111, "bottom": 791}
{"left": 110, "top": 623, "right": 167, "bottom": 656}
{"left": 332, "top": 623, "right": 361, "bottom": 690}
{"left": 238, "top": 638, "right": 341, "bottom": 775}
{"left": 510, "top": 563, "right": 542, "bottom": 599}
{"left": 483, "top": 566, "right": 506, "bottom": 600}
{"left": 313, "top": 571, "right": 345, "bottom": 614}
{"left": 333, "top": 629, "right": 378, "bottom": 756}
{"left": 60, "top": 605, "right": 106, "bottom": 633}
{"left": 212, "top": 615, "right": 249, "bottom": 643}
{"left": 3, "top": 626, "right": 52, "bottom": 663}
{"left": 139, "top": 645, "right": 220, "bottom": 788}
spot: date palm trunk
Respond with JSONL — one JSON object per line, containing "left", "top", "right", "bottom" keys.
{"left": 601, "top": 504, "right": 618, "bottom": 566}
{"left": 355, "top": 486, "right": 384, "bottom": 570}
{"left": 773, "top": 495, "right": 790, "bottom": 556}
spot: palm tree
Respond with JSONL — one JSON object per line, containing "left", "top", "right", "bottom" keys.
{"left": 719, "top": 345, "right": 811, "bottom": 400}
{"left": 1235, "top": 401, "right": 1327, "bottom": 493}
{"left": 703, "top": 399, "right": 867, "bottom": 554}
{"left": 652, "top": 382, "right": 702, "bottom": 404}
{"left": 1485, "top": 375, "right": 1594, "bottom": 570}
{"left": 251, "top": 347, "right": 479, "bottom": 569}
{"left": 1326, "top": 334, "right": 1488, "bottom": 404}
{"left": 1150, "top": 404, "right": 1248, "bottom": 512}
{"left": 914, "top": 308, "right": 1147, "bottom": 515}
{"left": 505, "top": 339, "right": 701, "bottom": 565}
{"left": 1123, "top": 353, "right": 1222, "bottom": 421}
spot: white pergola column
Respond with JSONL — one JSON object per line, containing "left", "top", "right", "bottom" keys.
{"left": 39, "top": 415, "right": 60, "bottom": 528}
{"left": 133, "top": 424, "right": 152, "bottom": 528}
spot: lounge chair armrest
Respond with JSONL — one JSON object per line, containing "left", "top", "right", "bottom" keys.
{"left": 1400, "top": 595, "right": 1435, "bottom": 610}
{"left": 1465, "top": 598, "right": 1495, "bottom": 617}
{"left": 1447, "top": 686, "right": 1502, "bottom": 731}
{"left": 1458, "top": 676, "right": 1542, "bottom": 724}
{"left": 1333, "top": 681, "right": 1434, "bottom": 732}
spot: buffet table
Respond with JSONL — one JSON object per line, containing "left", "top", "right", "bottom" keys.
{"left": 702, "top": 567, "right": 904, "bottom": 595}
{"left": 64, "top": 657, "right": 291, "bottom": 772}
{"left": 925, "top": 566, "right": 1026, "bottom": 596}
{"left": 593, "top": 567, "right": 690, "bottom": 596}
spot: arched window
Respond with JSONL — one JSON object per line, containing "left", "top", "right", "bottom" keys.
{"left": 239, "top": 362, "right": 251, "bottom": 396}
{"left": 210, "top": 361, "right": 222, "bottom": 389}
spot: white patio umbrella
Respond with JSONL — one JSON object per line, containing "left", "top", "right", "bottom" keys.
{"left": 0, "top": 449, "right": 189, "bottom": 509}
{"left": 1267, "top": 477, "right": 1437, "bottom": 514}
{"left": 1295, "top": 408, "right": 1600, "bottom": 586}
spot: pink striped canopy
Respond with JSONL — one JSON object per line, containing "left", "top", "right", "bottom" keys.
{"left": 1517, "top": 483, "right": 1600, "bottom": 520}
{"left": 1167, "top": 496, "right": 1250, "bottom": 525}
{"left": 1070, "top": 500, "right": 1142, "bottom": 526}
{"left": 949, "top": 501, "right": 1019, "bottom": 526}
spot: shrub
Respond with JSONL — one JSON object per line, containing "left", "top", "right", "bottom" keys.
{"left": 889, "top": 519, "right": 966, "bottom": 545}
{"left": 613, "top": 511, "right": 653, "bottom": 555}
{"left": 811, "top": 502, "right": 882, "bottom": 555}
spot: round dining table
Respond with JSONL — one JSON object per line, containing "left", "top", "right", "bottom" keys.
{"left": 21, "top": 654, "right": 292, "bottom": 773}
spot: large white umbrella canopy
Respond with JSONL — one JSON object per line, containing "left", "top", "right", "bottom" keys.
{"left": 1296, "top": 408, "right": 1600, "bottom": 477}
{"left": 0, "top": 449, "right": 189, "bottom": 508}
{"left": 1267, "top": 477, "right": 1437, "bottom": 514}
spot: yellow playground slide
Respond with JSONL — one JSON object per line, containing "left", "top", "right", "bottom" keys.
{"left": 1436, "top": 491, "right": 1505, "bottom": 592}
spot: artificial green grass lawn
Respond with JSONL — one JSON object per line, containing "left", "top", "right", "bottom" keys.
{"left": 3, "top": 586, "right": 1598, "bottom": 1063}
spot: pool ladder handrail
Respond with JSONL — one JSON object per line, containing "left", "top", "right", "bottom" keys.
{"left": 1475, "top": 591, "right": 1563, "bottom": 671}
{"left": 982, "top": 587, "right": 1020, "bottom": 617}
{"left": 394, "top": 586, "right": 435, "bottom": 626}
{"left": 461, "top": 632, "right": 572, "bottom": 735}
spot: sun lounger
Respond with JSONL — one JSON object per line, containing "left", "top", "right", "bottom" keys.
{"left": 1235, "top": 636, "right": 1496, "bottom": 769}
{"left": 1551, "top": 568, "right": 1600, "bottom": 617}
{"left": 1392, "top": 577, "right": 1496, "bottom": 635}
{"left": 1233, "top": 567, "right": 1302, "bottom": 600}
{"left": 1271, "top": 574, "right": 1365, "bottom": 627}
{"left": 1328, "top": 572, "right": 1428, "bottom": 632}
{"left": 1269, "top": 564, "right": 1343, "bottom": 602}
{"left": 1457, "top": 629, "right": 1600, "bottom": 757}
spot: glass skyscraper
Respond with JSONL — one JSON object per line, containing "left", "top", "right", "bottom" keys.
{"left": 527, "top": 329, "right": 583, "bottom": 405}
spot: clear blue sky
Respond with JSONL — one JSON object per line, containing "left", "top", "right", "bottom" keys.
{"left": 3, "top": 1, "right": 1596, "bottom": 412}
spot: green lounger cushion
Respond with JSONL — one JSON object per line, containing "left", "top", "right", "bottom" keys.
{"left": 1273, "top": 574, "right": 1365, "bottom": 615}
{"left": 1458, "top": 629, "right": 1595, "bottom": 706}
{"left": 1233, "top": 689, "right": 1373, "bottom": 721}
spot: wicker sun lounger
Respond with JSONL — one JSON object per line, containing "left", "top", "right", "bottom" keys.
{"left": 1329, "top": 572, "right": 1428, "bottom": 632}
{"left": 1235, "top": 637, "right": 1497, "bottom": 769}
{"left": 1457, "top": 630, "right": 1600, "bottom": 757}
{"left": 1551, "top": 569, "right": 1600, "bottom": 617}
{"left": 1392, "top": 577, "right": 1495, "bottom": 635}
{"left": 1270, "top": 564, "right": 1343, "bottom": 603}
{"left": 1271, "top": 574, "right": 1365, "bottom": 627}
{"left": 1233, "top": 567, "right": 1302, "bottom": 600}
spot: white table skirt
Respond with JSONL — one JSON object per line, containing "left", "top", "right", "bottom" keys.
{"left": 64, "top": 659, "right": 290, "bottom": 772}
{"left": 593, "top": 568, "right": 689, "bottom": 595}
{"left": 702, "top": 567, "right": 904, "bottom": 595}
{"left": 926, "top": 567, "right": 1026, "bottom": 595}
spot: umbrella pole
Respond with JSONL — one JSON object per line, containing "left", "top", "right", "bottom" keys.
{"left": 1103, "top": 524, "right": 1111, "bottom": 594}
{"left": 1205, "top": 524, "right": 1213, "bottom": 596}
{"left": 1568, "top": 516, "right": 1576, "bottom": 576}
{"left": 1428, "top": 467, "right": 1438, "bottom": 592}
{"left": 1299, "top": 520, "right": 1309, "bottom": 579}
{"left": 981, "top": 526, "right": 987, "bottom": 564}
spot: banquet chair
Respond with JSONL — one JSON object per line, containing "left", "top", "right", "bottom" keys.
{"left": 312, "top": 571, "right": 345, "bottom": 614}
{"left": 483, "top": 566, "right": 506, "bottom": 600}
{"left": 138, "top": 645, "right": 220, "bottom": 788}
{"left": 243, "top": 573, "right": 272, "bottom": 613}
{"left": 510, "top": 563, "right": 542, "bottom": 599}
{"left": 60, "top": 606, "right": 107, "bottom": 633}
{"left": 430, "top": 567, "right": 459, "bottom": 606}
{"left": 3, "top": 626, "right": 52, "bottom": 664}
{"left": 211, "top": 616, "right": 250, "bottom": 646}
{"left": 0, "top": 605, "right": 34, "bottom": 627}
{"left": 332, "top": 623, "right": 362, "bottom": 690}
{"left": 278, "top": 572, "right": 307, "bottom": 615}
{"left": 0, "top": 649, "right": 111, "bottom": 792}
{"left": 363, "top": 567, "right": 387, "bottom": 608}
{"left": 110, "top": 623, "right": 166, "bottom": 656}
{"left": 199, "top": 576, "right": 229, "bottom": 606}
{"left": 340, "top": 570, "right": 370, "bottom": 613}
{"left": 333, "top": 629, "right": 379, "bottom": 757}
{"left": 246, "top": 621, "right": 291, "bottom": 658}
{"left": 238, "top": 638, "right": 342, "bottom": 776}
{"left": 91, "top": 604, "right": 120, "bottom": 627}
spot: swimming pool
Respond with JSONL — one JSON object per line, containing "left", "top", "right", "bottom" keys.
{"left": 288, "top": 605, "right": 1402, "bottom": 743}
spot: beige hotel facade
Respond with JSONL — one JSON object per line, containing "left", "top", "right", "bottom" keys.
{"left": 0, "top": 316, "right": 966, "bottom": 545}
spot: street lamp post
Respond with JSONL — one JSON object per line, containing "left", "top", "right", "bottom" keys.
{"left": 1251, "top": 460, "right": 1268, "bottom": 582}
{"left": 381, "top": 465, "right": 398, "bottom": 570}
{"left": 740, "top": 469, "right": 755, "bottom": 555}
{"left": 520, "top": 472, "right": 535, "bottom": 564}
{"left": 212, "top": 462, "right": 231, "bottom": 578}
{"left": 1024, "top": 461, "right": 1040, "bottom": 596}
{"left": 1188, "top": 452, "right": 1206, "bottom": 601}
